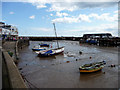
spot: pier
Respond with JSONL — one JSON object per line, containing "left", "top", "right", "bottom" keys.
{"left": 29, "top": 36, "right": 82, "bottom": 41}
{"left": 79, "top": 33, "right": 120, "bottom": 47}
{"left": 29, "top": 36, "right": 120, "bottom": 47}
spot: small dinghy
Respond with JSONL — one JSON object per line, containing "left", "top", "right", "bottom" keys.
{"left": 39, "top": 44, "right": 49, "bottom": 47}
{"left": 79, "top": 61, "right": 106, "bottom": 73}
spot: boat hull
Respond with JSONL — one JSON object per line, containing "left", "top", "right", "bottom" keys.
{"left": 38, "top": 47, "right": 64, "bottom": 57}
{"left": 32, "top": 48, "right": 45, "bottom": 51}
{"left": 79, "top": 67, "right": 103, "bottom": 73}
{"left": 79, "top": 61, "right": 106, "bottom": 73}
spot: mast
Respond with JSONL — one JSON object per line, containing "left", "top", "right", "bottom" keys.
{"left": 53, "top": 23, "right": 59, "bottom": 48}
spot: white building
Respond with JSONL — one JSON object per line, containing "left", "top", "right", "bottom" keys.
{"left": 0, "top": 22, "right": 18, "bottom": 36}
{"left": 0, "top": 22, "right": 18, "bottom": 40}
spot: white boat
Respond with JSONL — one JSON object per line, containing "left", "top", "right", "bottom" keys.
{"left": 36, "top": 46, "right": 64, "bottom": 56}
{"left": 32, "top": 46, "right": 46, "bottom": 51}
{"left": 36, "top": 23, "right": 64, "bottom": 57}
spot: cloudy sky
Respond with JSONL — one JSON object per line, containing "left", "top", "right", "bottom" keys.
{"left": 1, "top": 0, "right": 119, "bottom": 37}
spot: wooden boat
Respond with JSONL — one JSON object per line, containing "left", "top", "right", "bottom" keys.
{"left": 79, "top": 61, "right": 106, "bottom": 73}
{"left": 36, "top": 46, "right": 64, "bottom": 56}
{"left": 39, "top": 44, "right": 49, "bottom": 47}
{"left": 32, "top": 46, "right": 46, "bottom": 51}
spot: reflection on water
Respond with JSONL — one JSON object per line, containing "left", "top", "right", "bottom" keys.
{"left": 18, "top": 40, "right": 118, "bottom": 88}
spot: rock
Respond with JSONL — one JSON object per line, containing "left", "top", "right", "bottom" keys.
{"left": 89, "top": 57, "right": 92, "bottom": 59}
{"left": 19, "top": 68, "right": 22, "bottom": 70}
{"left": 79, "top": 51, "right": 82, "bottom": 54}
{"left": 111, "top": 64, "right": 115, "bottom": 67}
{"left": 103, "top": 72, "right": 105, "bottom": 74}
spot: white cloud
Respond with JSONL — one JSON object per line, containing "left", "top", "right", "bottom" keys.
{"left": 49, "top": 3, "right": 78, "bottom": 12}
{"left": 89, "top": 13, "right": 118, "bottom": 22}
{"left": 52, "top": 17, "right": 79, "bottom": 23}
{"left": 50, "top": 13, "right": 53, "bottom": 16}
{"left": 78, "top": 14, "right": 91, "bottom": 22}
{"left": 29, "top": 15, "right": 35, "bottom": 19}
{"left": 48, "top": 2, "right": 117, "bottom": 12}
{"left": 9, "top": 12, "right": 14, "bottom": 14}
{"left": 56, "top": 12, "right": 68, "bottom": 17}
{"left": 52, "top": 15, "right": 90, "bottom": 23}
{"left": 114, "top": 10, "right": 118, "bottom": 13}
{"left": 52, "top": 12, "right": 117, "bottom": 23}
{"left": 3, "top": 0, "right": 118, "bottom": 12}
{"left": 101, "top": 8, "right": 104, "bottom": 11}
{"left": 36, "top": 4, "right": 47, "bottom": 9}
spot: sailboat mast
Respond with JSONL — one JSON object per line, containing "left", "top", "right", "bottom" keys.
{"left": 53, "top": 23, "right": 59, "bottom": 48}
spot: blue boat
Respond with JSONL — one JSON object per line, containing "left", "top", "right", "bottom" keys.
{"left": 39, "top": 44, "right": 49, "bottom": 47}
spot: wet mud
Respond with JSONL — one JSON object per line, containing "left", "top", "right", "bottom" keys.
{"left": 18, "top": 40, "right": 118, "bottom": 88}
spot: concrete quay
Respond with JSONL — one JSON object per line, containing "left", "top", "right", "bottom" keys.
{"left": 2, "top": 39, "right": 29, "bottom": 89}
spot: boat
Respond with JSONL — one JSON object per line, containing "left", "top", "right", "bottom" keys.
{"left": 79, "top": 61, "right": 106, "bottom": 73}
{"left": 39, "top": 43, "right": 49, "bottom": 47}
{"left": 36, "top": 46, "right": 64, "bottom": 56}
{"left": 36, "top": 23, "right": 64, "bottom": 57}
{"left": 32, "top": 46, "right": 46, "bottom": 51}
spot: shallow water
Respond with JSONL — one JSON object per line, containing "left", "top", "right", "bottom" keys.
{"left": 18, "top": 40, "right": 118, "bottom": 88}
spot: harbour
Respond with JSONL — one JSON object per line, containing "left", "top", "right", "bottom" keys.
{"left": 1, "top": 1, "right": 120, "bottom": 89}
{"left": 18, "top": 40, "right": 118, "bottom": 88}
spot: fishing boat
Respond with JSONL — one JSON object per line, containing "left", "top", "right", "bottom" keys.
{"left": 79, "top": 61, "right": 106, "bottom": 73}
{"left": 36, "top": 23, "right": 64, "bottom": 57}
{"left": 39, "top": 43, "right": 49, "bottom": 47}
{"left": 32, "top": 46, "right": 46, "bottom": 51}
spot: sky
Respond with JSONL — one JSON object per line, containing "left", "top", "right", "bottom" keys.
{"left": 1, "top": 0, "right": 119, "bottom": 37}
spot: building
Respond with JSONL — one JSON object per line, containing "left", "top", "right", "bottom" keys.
{"left": 0, "top": 22, "right": 18, "bottom": 40}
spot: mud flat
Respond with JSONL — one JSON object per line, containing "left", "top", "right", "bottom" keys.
{"left": 18, "top": 40, "right": 118, "bottom": 88}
